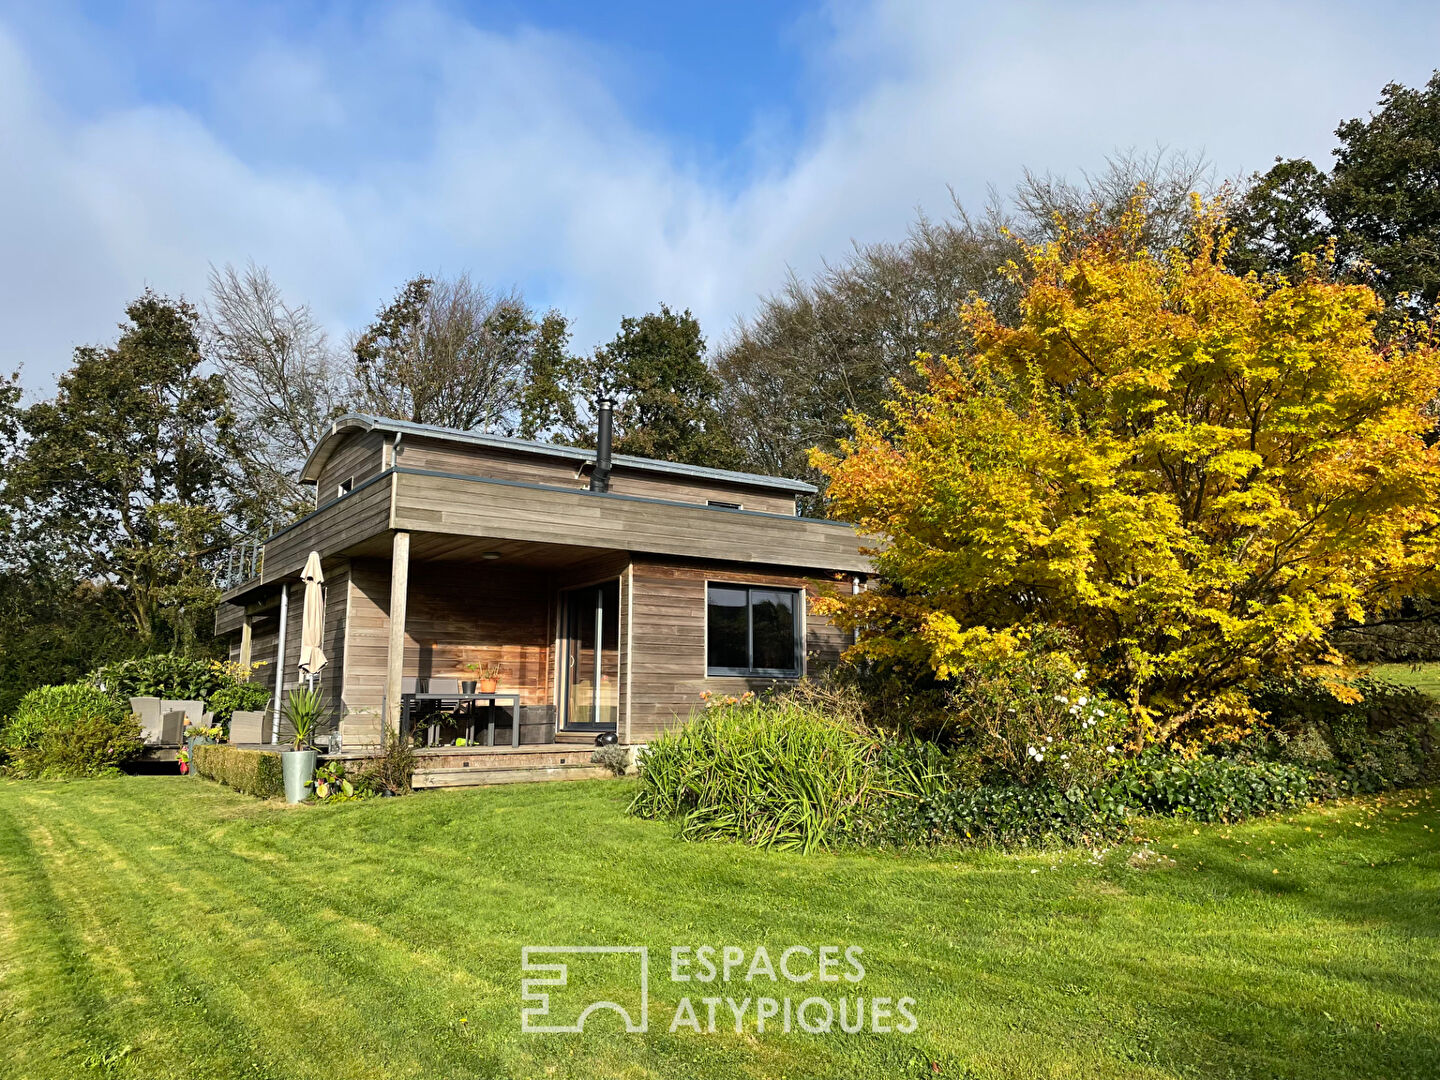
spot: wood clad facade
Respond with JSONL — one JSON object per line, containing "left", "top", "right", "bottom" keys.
{"left": 314, "top": 429, "right": 387, "bottom": 505}
{"left": 626, "top": 558, "right": 850, "bottom": 742}
{"left": 216, "top": 417, "right": 872, "bottom": 751}
{"left": 394, "top": 433, "right": 798, "bottom": 515}
{"left": 387, "top": 470, "right": 867, "bottom": 572}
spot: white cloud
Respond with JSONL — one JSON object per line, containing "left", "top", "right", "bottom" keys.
{"left": 2, "top": 0, "right": 1437, "bottom": 394}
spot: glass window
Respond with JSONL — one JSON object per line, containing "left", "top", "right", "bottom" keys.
{"left": 706, "top": 584, "right": 801, "bottom": 676}
{"left": 706, "top": 585, "right": 750, "bottom": 672}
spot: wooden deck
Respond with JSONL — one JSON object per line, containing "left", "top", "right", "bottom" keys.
{"left": 190, "top": 741, "right": 621, "bottom": 789}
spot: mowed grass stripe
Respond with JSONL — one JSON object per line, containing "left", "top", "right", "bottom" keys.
{"left": 0, "top": 777, "right": 1436, "bottom": 1079}
{"left": 26, "top": 782, "right": 512, "bottom": 1079}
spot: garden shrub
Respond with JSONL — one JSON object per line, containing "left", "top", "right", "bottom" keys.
{"left": 1247, "top": 675, "right": 1439, "bottom": 793}
{"left": 90, "top": 654, "right": 224, "bottom": 703}
{"left": 930, "top": 649, "right": 1127, "bottom": 787}
{"left": 862, "top": 744, "right": 1316, "bottom": 847}
{"left": 864, "top": 741, "right": 1133, "bottom": 847}
{"left": 354, "top": 731, "right": 416, "bottom": 795}
{"left": 192, "top": 744, "right": 284, "bottom": 798}
{"left": 1, "top": 683, "right": 142, "bottom": 778}
{"left": 1110, "top": 749, "right": 1313, "bottom": 823}
{"left": 630, "top": 697, "right": 877, "bottom": 853}
{"left": 206, "top": 681, "right": 271, "bottom": 726}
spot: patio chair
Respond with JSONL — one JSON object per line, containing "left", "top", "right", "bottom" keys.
{"left": 228, "top": 709, "right": 272, "bottom": 745}
{"left": 162, "top": 699, "right": 205, "bottom": 728}
{"left": 130, "top": 697, "right": 164, "bottom": 745}
{"left": 159, "top": 710, "right": 186, "bottom": 745}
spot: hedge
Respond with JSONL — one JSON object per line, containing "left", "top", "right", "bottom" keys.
{"left": 0, "top": 682, "right": 142, "bottom": 778}
{"left": 193, "top": 745, "right": 285, "bottom": 798}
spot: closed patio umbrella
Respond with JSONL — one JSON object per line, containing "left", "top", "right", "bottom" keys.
{"left": 297, "top": 551, "right": 327, "bottom": 683}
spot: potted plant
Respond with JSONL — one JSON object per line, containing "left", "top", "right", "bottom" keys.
{"left": 464, "top": 662, "right": 503, "bottom": 694}
{"left": 281, "top": 686, "right": 323, "bottom": 804}
{"left": 183, "top": 724, "right": 223, "bottom": 776}
{"left": 177, "top": 745, "right": 190, "bottom": 775}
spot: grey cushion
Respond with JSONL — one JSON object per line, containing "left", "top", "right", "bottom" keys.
{"left": 160, "top": 710, "right": 185, "bottom": 745}
{"left": 130, "top": 697, "right": 163, "bottom": 744}
{"left": 228, "top": 710, "right": 271, "bottom": 744}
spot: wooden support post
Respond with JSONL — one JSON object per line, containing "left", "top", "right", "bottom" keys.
{"left": 383, "top": 530, "right": 411, "bottom": 737}
{"left": 239, "top": 612, "right": 253, "bottom": 670}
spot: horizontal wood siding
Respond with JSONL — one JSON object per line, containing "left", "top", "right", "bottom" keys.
{"left": 607, "top": 469, "right": 796, "bottom": 515}
{"left": 221, "top": 475, "right": 393, "bottom": 605}
{"left": 215, "top": 601, "right": 245, "bottom": 637}
{"left": 390, "top": 470, "right": 870, "bottom": 573}
{"left": 397, "top": 434, "right": 800, "bottom": 513}
{"left": 315, "top": 429, "right": 386, "bottom": 504}
{"left": 340, "top": 556, "right": 555, "bottom": 748}
{"left": 627, "top": 558, "right": 852, "bottom": 742}
{"left": 398, "top": 436, "right": 585, "bottom": 488}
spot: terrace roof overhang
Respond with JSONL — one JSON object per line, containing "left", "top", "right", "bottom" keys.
{"left": 218, "top": 465, "right": 872, "bottom": 607}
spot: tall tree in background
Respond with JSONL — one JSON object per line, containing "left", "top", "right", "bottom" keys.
{"left": 207, "top": 262, "right": 347, "bottom": 527}
{"left": 0, "top": 373, "right": 133, "bottom": 714}
{"left": 516, "top": 310, "right": 581, "bottom": 442}
{"left": 1231, "top": 70, "right": 1440, "bottom": 315}
{"left": 11, "top": 293, "right": 232, "bottom": 651}
{"left": 715, "top": 152, "right": 1214, "bottom": 497}
{"left": 352, "top": 274, "right": 571, "bottom": 435}
{"left": 589, "top": 305, "right": 735, "bottom": 466}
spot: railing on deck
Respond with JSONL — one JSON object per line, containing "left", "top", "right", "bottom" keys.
{"left": 215, "top": 535, "right": 265, "bottom": 591}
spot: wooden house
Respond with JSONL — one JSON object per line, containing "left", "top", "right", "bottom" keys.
{"left": 213, "top": 407, "right": 871, "bottom": 758}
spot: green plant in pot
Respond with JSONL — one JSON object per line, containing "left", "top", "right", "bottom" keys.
{"left": 281, "top": 685, "right": 323, "bottom": 803}
{"left": 464, "top": 661, "right": 503, "bottom": 694}
{"left": 183, "top": 723, "right": 224, "bottom": 777}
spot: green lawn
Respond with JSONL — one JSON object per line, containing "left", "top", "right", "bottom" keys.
{"left": 1, "top": 777, "right": 1436, "bottom": 1080}
{"left": 1368, "top": 661, "right": 1440, "bottom": 700}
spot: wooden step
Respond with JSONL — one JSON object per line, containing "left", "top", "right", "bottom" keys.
{"left": 413, "top": 763, "right": 614, "bottom": 788}
{"left": 553, "top": 731, "right": 605, "bottom": 745}
{"left": 414, "top": 747, "right": 597, "bottom": 770}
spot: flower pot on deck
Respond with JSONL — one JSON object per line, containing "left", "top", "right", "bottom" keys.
{"left": 479, "top": 678, "right": 498, "bottom": 693}
{"left": 282, "top": 749, "right": 318, "bottom": 803}
{"left": 184, "top": 735, "right": 213, "bottom": 776}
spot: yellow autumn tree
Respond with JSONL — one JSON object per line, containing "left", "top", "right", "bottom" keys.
{"left": 813, "top": 196, "right": 1440, "bottom": 740}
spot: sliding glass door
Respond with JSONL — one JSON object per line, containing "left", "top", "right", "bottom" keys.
{"left": 561, "top": 580, "right": 619, "bottom": 730}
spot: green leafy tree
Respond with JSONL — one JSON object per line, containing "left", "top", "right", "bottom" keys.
{"left": 516, "top": 310, "right": 581, "bottom": 441}
{"left": 352, "top": 274, "right": 572, "bottom": 436}
{"left": 12, "top": 291, "right": 232, "bottom": 650}
{"left": 1232, "top": 71, "right": 1440, "bottom": 314}
{"left": 591, "top": 305, "right": 735, "bottom": 465}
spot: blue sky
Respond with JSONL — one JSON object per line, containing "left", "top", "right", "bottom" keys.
{"left": 2, "top": 1, "right": 1438, "bottom": 391}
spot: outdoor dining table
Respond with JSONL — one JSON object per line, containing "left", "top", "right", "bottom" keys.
{"left": 400, "top": 692, "right": 523, "bottom": 748}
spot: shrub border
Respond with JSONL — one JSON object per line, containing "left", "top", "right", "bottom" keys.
{"left": 192, "top": 744, "right": 285, "bottom": 799}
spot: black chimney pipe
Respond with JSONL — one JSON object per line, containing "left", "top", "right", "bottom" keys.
{"left": 590, "top": 397, "right": 614, "bottom": 493}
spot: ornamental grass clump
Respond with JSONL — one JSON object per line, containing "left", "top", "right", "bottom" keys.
{"left": 629, "top": 696, "right": 878, "bottom": 853}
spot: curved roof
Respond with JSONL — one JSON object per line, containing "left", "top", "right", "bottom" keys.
{"left": 299, "top": 414, "right": 818, "bottom": 495}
